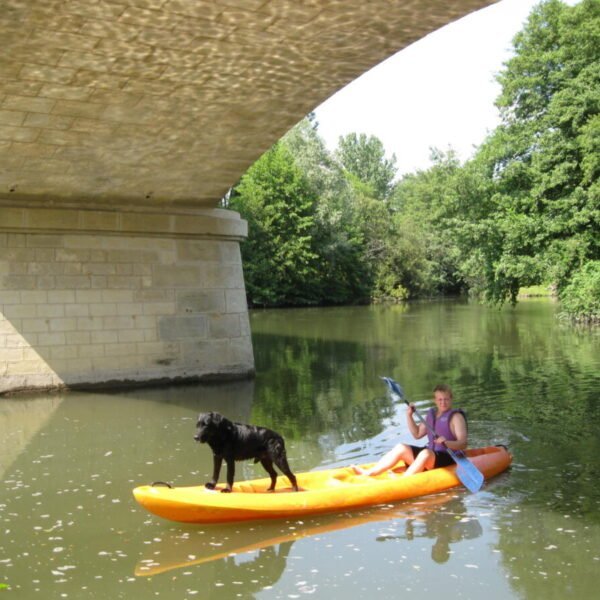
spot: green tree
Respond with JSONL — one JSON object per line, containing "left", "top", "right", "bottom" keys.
{"left": 228, "top": 141, "right": 322, "bottom": 306}
{"left": 283, "top": 117, "right": 372, "bottom": 303}
{"left": 445, "top": 0, "right": 600, "bottom": 312}
{"left": 336, "top": 133, "right": 398, "bottom": 201}
{"left": 391, "top": 149, "right": 466, "bottom": 297}
{"left": 559, "top": 260, "right": 600, "bottom": 322}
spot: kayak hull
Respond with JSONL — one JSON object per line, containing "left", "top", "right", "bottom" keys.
{"left": 133, "top": 445, "right": 511, "bottom": 524}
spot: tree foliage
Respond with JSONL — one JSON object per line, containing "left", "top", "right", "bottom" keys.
{"left": 559, "top": 260, "right": 600, "bottom": 322}
{"left": 228, "top": 141, "right": 322, "bottom": 306}
{"left": 229, "top": 119, "right": 376, "bottom": 306}
{"left": 336, "top": 133, "right": 397, "bottom": 201}
{"left": 442, "top": 0, "right": 599, "bottom": 314}
{"left": 227, "top": 0, "right": 599, "bottom": 321}
{"left": 391, "top": 150, "right": 465, "bottom": 298}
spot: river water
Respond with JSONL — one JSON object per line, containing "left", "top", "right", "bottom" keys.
{"left": 1, "top": 299, "right": 599, "bottom": 599}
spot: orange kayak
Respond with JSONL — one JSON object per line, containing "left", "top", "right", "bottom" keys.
{"left": 133, "top": 445, "right": 511, "bottom": 524}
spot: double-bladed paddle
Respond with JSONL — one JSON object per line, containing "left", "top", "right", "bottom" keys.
{"left": 381, "top": 377, "right": 484, "bottom": 493}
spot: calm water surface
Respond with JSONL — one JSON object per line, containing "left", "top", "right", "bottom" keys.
{"left": 1, "top": 300, "right": 599, "bottom": 599}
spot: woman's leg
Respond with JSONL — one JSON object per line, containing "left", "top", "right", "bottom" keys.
{"left": 403, "top": 448, "right": 435, "bottom": 476}
{"left": 352, "top": 443, "right": 415, "bottom": 476}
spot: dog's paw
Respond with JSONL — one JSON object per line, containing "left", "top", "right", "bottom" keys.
{"left": 220, "top": 487, "right": 232, "bottom": 493}
{"left": 204, "top": 482, "right": 216, "bottom": 490}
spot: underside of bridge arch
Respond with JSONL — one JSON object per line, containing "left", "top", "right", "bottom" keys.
{"left": 0, "top": 0, "right": 495, "bottom": 393}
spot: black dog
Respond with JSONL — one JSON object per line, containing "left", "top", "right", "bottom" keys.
{"left": 194, "top": 411, "right": 299, "bottom": 493}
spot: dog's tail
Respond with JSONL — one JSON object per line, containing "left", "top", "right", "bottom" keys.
{"left": 269, "top": 437, "right": 286, "bottom": 454}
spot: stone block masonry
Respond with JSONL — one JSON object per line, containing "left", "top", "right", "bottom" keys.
{"left": 0, "top": 0, "right": 494, "bottom": 210}
{"left": 0, "top": 206, "right": 254, "bottom": 394}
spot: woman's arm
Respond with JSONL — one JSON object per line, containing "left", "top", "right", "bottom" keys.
{"left": 407, "top": 404, "right": 427, "bottom": 439}
{"left": 439, "top": 412, "right": 467, "bottom": 450}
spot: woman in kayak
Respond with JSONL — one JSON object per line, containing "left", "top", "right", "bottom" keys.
{"left": 352, "top": 384, "right": 467, "bottom": 477}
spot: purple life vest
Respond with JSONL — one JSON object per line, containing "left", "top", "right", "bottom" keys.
{"left": 426, "top": 408, "right": 466, "bottom": 452}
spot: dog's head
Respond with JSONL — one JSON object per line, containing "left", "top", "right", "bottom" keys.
{"left": 194, "top": 411, "right": 231, "bottom": 443}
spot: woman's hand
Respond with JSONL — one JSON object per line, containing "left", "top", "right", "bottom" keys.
{"left": 406, "top": 404, "right": 424, "bottom": 439}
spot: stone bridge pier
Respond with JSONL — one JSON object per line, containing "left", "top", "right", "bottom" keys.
{"left": 0, "top": 206, "right": 251, "bottom": 393}
{"left": 0, "top": 0, "right": 494, "bottom": 393}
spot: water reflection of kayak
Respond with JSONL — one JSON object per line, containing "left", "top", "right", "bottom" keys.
{"left": 135, "top": 491, "right": 473, "bottom": 577}
{"left": 133, "top": 445, "right": 511, "bottom": 524}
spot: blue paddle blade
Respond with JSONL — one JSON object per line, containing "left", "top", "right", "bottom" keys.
{"left": 453, "top": 452, "right": 485, "bottom": 493}
{"left": 381, "top": 377, "right": 404, "bottom": 400}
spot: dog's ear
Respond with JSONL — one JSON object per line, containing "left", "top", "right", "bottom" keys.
{"left": 210, "top": 412, "right": 222, "bottom": 425}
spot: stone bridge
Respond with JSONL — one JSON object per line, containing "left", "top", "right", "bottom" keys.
{"left": 0, "top": 0, "right": 494, "bottom": 393}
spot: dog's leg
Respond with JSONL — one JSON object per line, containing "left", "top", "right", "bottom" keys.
{"left": 223, "top": 457, "right": 235, "bottom": 493}
{"left": 206, "top": 455, "right": 222, "bottom": 490}
{"left": 260, "top": 459, "right": 279, "bottom": 491}
{"left": 274, "top": 454, "right": 299, "bottom": 491}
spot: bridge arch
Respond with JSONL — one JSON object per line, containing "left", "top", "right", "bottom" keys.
{"left": 0, "top": 0, "right": 495, "bottom": 393}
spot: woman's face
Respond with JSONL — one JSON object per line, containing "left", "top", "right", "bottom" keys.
{"left": 434, "top": 390, "right": 452, "bottom": 412}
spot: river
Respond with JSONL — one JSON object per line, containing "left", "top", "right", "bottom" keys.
{"left": 1, "top": 299, "right": 599, "bottom": 598}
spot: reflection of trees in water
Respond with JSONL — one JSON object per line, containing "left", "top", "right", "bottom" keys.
{"left": 250, "top": 302, "right": 599, "bottom": 475}
{"left": 376, "top": 496, "right": 483, "bottom": 564}
{"left": 252, "top": 332, "right": 395, "bottom": 441}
